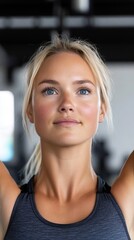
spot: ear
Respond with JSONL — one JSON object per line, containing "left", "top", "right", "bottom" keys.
{"left": 26, "top": 102, "right": 34, "bottom": 123}
{"left": 99, "top": 103, "right": 106, "bottom": 123}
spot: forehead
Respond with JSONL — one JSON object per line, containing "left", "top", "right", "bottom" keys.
{"left": 34, "top": 51, "right": 96, "bottom": 85}
{"left": 42, "top": 51, "right": 91, "bottom": 70}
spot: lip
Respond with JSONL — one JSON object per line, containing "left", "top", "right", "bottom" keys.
{"left": 53, "top": 118, "right": 81, "bottom": 126}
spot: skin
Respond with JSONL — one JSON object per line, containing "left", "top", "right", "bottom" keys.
{"left": 0, "top": 52, "right": 133, "bottom": 239}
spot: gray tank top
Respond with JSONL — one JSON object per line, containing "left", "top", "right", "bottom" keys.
{"left": 4, "top": 176, "right": 130, "bottom": 240}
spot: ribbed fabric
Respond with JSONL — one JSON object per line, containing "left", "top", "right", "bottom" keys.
{"left": 4, "top": 176, "right": 130, "bottom": 240}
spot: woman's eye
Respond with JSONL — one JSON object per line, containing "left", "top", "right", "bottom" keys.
{"left": 78, "top": 89, "right": 91, "bottom": 95}
{"left": 42, "top": 88, "right": 57, "bottom": 95}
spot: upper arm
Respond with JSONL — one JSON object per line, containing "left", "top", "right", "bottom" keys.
{"left": 0, "top": 161, "right": 20, "bottom": 237}
{"left": 0, "top": 226, "right": 3, "bottom": 240}
{"left": 111, "top": 151, "right": 134, "bottom": 238}
{"left": 0, "top": 161, "right": 20, "bottom": 201}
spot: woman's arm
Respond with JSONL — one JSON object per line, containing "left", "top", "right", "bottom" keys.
{"left": 111, "top": 151, "right": 134, "bottom": 239}
{"left": 0, "top": 161, "right": 20, "bottom": 238}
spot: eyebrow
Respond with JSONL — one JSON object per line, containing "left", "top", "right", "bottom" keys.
{"left": 73, "top": 80, "right": 95, "bottom": 86}
{"left": 38, "top": 79, "right": 59, "bottom": 85}
{"left": 38, "top": 79, "right": 95, "bottom": 86}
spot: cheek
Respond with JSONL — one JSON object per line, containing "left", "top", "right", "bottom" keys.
{"left": 34, "top": 102, "right": 51, "bottom": 124}
{"left": 80, "top": 102, "right": 100, "bottom": 121}
{"left": 80, "top": 102, "right": 101, "bottom": 137}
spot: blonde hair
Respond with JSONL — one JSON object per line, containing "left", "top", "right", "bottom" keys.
{"left": 21, "top": 34, "right": 112, "bottom": 184}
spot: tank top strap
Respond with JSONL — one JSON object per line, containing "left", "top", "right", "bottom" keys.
{"left": 20, "top": 175, "right": 34, "bottom": 194}
{"left": 97, "top": 175, "right": 111, "bottom": 193}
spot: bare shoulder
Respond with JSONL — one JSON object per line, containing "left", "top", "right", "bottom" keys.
{"left": 0, "top": 161, "right": 21, "bottom": 238}
{"left": 111, "top": 151, "right": 134, "bottom": 239}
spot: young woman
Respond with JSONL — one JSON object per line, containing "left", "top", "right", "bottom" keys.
{"left": 0, "top": 35, "right": 133, "bottom": 240}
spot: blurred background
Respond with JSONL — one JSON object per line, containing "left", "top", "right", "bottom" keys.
{"left": 0, "top": 0, "right": 134, "bottom": 185}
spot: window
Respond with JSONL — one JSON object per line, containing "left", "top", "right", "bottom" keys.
{"left": 0, "top": 91, "right": 14, "bottom": 162}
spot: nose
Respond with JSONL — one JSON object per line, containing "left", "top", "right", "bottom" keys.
{"left": 58, "top": 94, "right": 75, "bottom": 113}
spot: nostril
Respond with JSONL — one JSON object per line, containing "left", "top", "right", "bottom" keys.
{"left": 59, "top": 106, "right": 74, "bottom": 112}
{"left": 61, "top": 107, "right": 66, "bottom": 112}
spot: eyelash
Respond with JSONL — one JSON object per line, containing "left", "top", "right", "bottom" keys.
{"left": 41, "top": 87, "right": 92, "bottom": 96}
{"left": 41, "top": 87, "right": 58, "bottom": 95}
{"left": 78, "top": 88, "right": 92, "bottom": 95}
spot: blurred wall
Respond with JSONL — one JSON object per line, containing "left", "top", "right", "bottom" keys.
{"left": 95, "top": 63, "right": 134, "bottom": 183}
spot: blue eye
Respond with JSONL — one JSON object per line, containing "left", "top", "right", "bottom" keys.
{"left": 42, "top": 88, "right": 57, "bottom": 95}
{"left": 79, "top": 89, "right": 90, "bottom": 95}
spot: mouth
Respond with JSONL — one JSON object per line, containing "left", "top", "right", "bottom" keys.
{"left": 53, "top": 119, "right": 81, "bottom": 126}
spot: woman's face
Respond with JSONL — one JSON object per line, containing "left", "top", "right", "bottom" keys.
{"left": 28, "top": 52, "right": 105, "bottom": 147}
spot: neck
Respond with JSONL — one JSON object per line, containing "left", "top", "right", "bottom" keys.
{"left": 35, "top": 142, "right": 97, "bottom": 203}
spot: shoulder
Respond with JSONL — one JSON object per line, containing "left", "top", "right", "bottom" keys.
{"left": 111, "top": 151, "right": 134, "bottom": 239}
{"left": 0, "top": 161, "right": 21, "bottom": 238}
